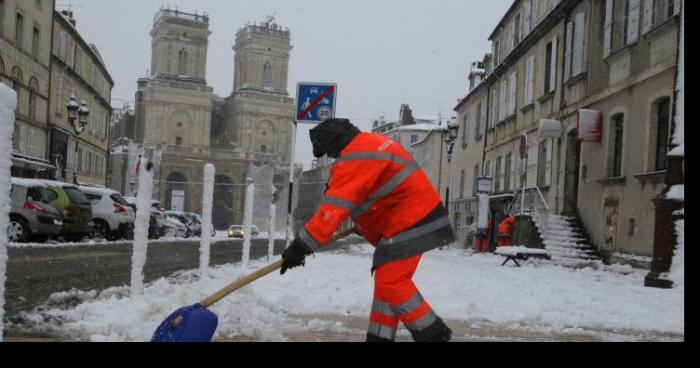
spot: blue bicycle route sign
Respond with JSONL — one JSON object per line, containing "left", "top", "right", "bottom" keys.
{"left": 295, "top": 82, "right": 337, "bottom": 124}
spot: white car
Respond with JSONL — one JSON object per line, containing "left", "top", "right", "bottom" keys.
{"left": 80, "top": 186, "right": 135, "bottom": 240}
{"left": 163, "top": 213, "right": 190, "bottom": 238}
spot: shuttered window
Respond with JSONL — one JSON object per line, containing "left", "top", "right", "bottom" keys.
{"left": 572, "top": 12, "right": 586, "bottom": 76}
{"left": 626, "top": 0, "right": 641, "bottom": 45}
{"left": 603, "top": 0, "right": 614, "bottom": 57}
{"left": 524, "top": 55, "right": 535, "bottom": 105}
{"left": 509, "top": 72, "right": 517, "bottom": 115}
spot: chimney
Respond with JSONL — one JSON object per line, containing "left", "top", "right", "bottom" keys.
{"left": 399, "top": 104, "right": 414, "bottom": 125}
{"left": 61, "top": 10, "right": 77, "bottom": 27}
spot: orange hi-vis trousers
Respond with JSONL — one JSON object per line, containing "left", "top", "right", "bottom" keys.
{"left": 367, "top": 254, "right": 441, "bottom": 341}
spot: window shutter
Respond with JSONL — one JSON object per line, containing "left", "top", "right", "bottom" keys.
{"left": 526, "top": 143, "right": 539, "bottom": 187}
{"left": 564, "top": 21, "right": 574, "bottom": 82}
{"left": 528, "top": 56, "right": 535, "bottom": 104}
{"left": 627, "top": 0, "right": 641, "bottom": 44}
{"left": 533, "top": 0, "right": 540, "bottom": 27}
{"left": 545, "top": 139, "right": 553, "bottom": 187}
{"left": 642, "top": 0, "right": 654, "bottom": 34}
{"left": 549, "top": 36, "right": 558, "bottom": 93}
{"left": 480, "top": 99, "right": 487, "bottom": 134}
{"left": 509, "top": 72, "right": 517, "bottom": 115}
{"left": 59, "top": 31, "right": 67, "bottom": 60}
{"left": 604, "top": 0, "right": 613, "bottom": 57}
{"left": 56, "top": 78, "right": 63, "bottom": 114}
{"left": 674, "top": 0, "right": 681, "bottom": 16}
{"left": 500, "top": 79, "right": 508, "bottom": 120}
{"left": 573, "top": 12, "right": 586, "bottom": 76}
{"left": 523, "top": 0, "right": 532, "bottom": 36}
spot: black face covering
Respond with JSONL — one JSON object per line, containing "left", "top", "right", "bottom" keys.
{"left": 309, "top": 119, "right": 361, "bottom": 158}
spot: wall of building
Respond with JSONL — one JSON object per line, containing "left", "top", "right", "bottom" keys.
{"left": 0, "top": 0, "right": 54, "bottom": 177}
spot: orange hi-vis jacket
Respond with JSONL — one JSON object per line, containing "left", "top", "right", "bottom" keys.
{"left": 299, "top": 132, "right": 455, "bottom": 270}
{"left": 498, "top": 216, "right": 517, "bottom": 236}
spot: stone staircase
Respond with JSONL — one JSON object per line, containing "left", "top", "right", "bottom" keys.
{"left": 538, "top": 214, "right": 603, "bottom": 268}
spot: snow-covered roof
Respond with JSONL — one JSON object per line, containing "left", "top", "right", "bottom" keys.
{"left": 397, "top": 123, "right": 446, "bottom": 132}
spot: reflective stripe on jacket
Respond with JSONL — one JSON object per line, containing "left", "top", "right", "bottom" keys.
{"left": 301, "top": 132, "right": 455, "bottom": 269}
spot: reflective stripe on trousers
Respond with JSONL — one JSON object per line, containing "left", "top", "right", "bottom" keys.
{"left": 367, "top": 255, "right": 440, "bottom": 341}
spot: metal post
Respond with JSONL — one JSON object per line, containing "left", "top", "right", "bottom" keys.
{"left": 517, "top": 155, "right": 527, "bottom": 246}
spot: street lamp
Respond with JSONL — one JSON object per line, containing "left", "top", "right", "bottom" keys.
{"left": 444, "top": 116, "right": 460, "bottom": 214}
{"left": 66, "top": 92, "right": 81, "bottom": 135}
{"left": 66, "top": 92, "right": 90, "bottom": 184}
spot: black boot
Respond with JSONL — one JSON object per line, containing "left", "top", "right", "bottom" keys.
{"left": 366, "top": 333, "right": 394, "bottom": 342}
{"left": 410, "top": 317, "right": 452, "bottom": 342}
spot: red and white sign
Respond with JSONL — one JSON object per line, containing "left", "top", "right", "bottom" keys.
{"left": 578, "top": 109, "right": 602, "bottom": 142}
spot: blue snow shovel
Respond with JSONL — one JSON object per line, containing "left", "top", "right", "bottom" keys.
{"left": 151, "top": 227, "right": 356, "bottom": 342}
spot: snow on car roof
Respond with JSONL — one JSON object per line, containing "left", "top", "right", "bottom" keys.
{"left": 79, "top": 186, "right": 121, "bottom": 196}
{"left": 10, "top": 178, "right": 79, "bottom": 189}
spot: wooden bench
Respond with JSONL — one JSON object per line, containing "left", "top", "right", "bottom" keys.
{"left": 495, "top": 246, "right": 552, "bottom": 267}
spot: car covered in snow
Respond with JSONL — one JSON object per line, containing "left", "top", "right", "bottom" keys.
{"left": 8, "top": 178, "right": 63, "bottom": 242}
{"left": 164, "top": 211, "right": 192, "bottom": 238}
{"left": 79, "top": 186, "right": 135, "bottom": 240}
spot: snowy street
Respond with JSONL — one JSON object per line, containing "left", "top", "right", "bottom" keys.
{"left": 5, "top": 243, "right": 683, "bottom": 342}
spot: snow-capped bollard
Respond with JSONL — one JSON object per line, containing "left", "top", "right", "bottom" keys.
{"left": 200, "top": 163, "right": 215, "bottom": 278}
{"left": 242, "top": 177, "right": 255, "bottom": 269}
{"left": 131, "top": 157, "right": 154, "bottom": 298}
{"left": 268, "top": 185, "right": 277, "bottom": 261}
{"left": 0, "top": 84, "right": 17, "bottom": 342}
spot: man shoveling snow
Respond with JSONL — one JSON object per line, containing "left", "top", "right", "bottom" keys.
{"left": 280, "top": 118, "right": 455, "bottom": 342}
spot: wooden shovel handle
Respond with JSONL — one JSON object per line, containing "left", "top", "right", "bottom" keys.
{"left": 199, "top": 227, "right": 357, "bottom": 309}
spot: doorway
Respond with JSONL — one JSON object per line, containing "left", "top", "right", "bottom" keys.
{"left": 563, "top": 129, "right": 581, "bottom": 216}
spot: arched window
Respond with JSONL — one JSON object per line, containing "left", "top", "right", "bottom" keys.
{"left": 11, "top": 67, "right": 22, "bottom": 108}
{"left": 178, "top": 48, "right": 188, "bottom": 76}
{"left": 262, "top": 62, "right": 272, "bottom": 89}
{"left": 651, "top": 97, "right": 671, "bottom": 171}
{"left": 28, "top": 77, "right": 38, "bottom": 120}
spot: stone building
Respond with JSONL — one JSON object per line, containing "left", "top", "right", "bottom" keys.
{"left": 449, "top": 0, "right": 682, "bottom": 262}
{"left": 0, "top": 0, "right": 55, "bottom": 178}
{"left": 133, "top": 8, "right": 295, "bottom": 229}
{"left": 451, "top": 58, "right": 491, "bottom": 248}
{"left": 48, "top": 9, "right": 114, "bottom": 186}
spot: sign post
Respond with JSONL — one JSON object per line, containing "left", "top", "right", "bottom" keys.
{"left": 517, "top": 134, "right": 528, "bottom": 246}
{"left": 285, "top": 83, "right": 338, "bottom": 248}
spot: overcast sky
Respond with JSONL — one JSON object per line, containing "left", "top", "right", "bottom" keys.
{"left": 70, "top": 0, "right": 512, "bottom": 168}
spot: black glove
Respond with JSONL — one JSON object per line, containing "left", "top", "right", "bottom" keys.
{"left": 280, "top": 236, "right": 314, "bottom": 275}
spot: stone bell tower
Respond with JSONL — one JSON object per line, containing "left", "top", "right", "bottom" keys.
{"left": 222, "top": 16, "right": 295, "bottom": 165}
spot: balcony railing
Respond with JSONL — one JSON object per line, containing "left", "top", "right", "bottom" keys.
{"left": 509, "top": 186, "right": 550, "bottom": 235}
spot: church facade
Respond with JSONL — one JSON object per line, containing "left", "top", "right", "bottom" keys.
{"left": 133, "top": 8, "right": 295, "bottom": 229}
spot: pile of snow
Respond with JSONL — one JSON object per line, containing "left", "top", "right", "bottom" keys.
{"left": 10, "top": 245, "right": 684, "bottom": 341}
{"left": 667, "top": 185, "right": 684, "bottom": 201}
{"left": 666, "top": 215, "right": 684, "bottom": 289}
{"left": 0, "top": 83, "right": 18, "bottom": 341}
{"left": 200, "top": 163, "right": 215, "bottom": 277}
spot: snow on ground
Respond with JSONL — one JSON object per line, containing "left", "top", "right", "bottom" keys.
{"left": 9, "top": 244, "right": 683, "bottom": 341}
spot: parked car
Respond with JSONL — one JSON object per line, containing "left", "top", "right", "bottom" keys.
{"left": 228, "top": 224, "right": 259, "bottom": 239}
{"left": 80, "top": 186, "right": 135, "bottom": 240}
{"left": 7, "top": 178, "right": 63, "bottom": 243}
{"left": 123, "top": 197, "right": 165, "bottom": 239}
{"left": 164, "top": 211, "right": 192, "bottom": 238}
{"left": 40, "top": 180, "right": 93, "bottom": 242}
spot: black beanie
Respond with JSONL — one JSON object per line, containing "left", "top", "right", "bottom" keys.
{"left": 309, "top": 118, "right": 361, "bottom": 158}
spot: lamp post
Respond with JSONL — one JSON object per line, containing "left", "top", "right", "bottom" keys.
{"left": 66, "top": 92, "right": 89, "bottom": 184}
{"left": 444, "top": 116, "right": 460, "bottom": 214}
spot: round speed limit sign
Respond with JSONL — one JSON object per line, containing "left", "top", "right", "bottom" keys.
{"left": 317, "top": 106, "right": 332, "bottom": 121}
